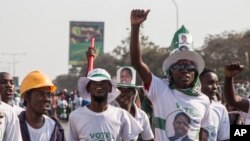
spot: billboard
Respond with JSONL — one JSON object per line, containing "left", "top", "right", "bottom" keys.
{"left": 69, "top": 21, "right": 104, "bottom": 66}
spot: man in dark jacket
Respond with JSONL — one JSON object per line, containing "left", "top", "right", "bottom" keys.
{"left": 18, "top": 70, "right": 66, "bottom": 141}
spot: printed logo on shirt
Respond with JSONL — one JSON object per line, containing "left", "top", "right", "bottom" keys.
{"left": 153, "top": 102, "right": 205, "bottom": 140}
{"left": 176, "top": 103, "right": 200, "bottom": 117}
{"left": 89, "top": 132, "right": 114, "bottom": 141}
{"left": 202, "top": 126, "right": 216, "bottom": 141}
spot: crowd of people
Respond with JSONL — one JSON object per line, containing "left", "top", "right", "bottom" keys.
{"left": 0, "top": 9, "right": 250, "bottom": 141}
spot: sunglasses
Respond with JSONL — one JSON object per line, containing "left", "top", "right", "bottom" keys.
{"left": 171, "top": 64, "right": 197, "bottom": 72}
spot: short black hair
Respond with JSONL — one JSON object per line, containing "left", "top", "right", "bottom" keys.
{"left": 121, "top": 67, "right": 133, "bottom": 77}
{"left": 200, "top": 68, "right": 216, "bottom": 78}
{"left": 0, "top": 72, "right": 11, "bottom": 78}
{"left": 22, "top": 91, "right": 31, "bottom": 106}
{"left": 174, "top": 112, "right": 191, "bottom": 124}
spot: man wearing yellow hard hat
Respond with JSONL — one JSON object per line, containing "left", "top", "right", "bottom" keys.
{"left": 18, "top": 70, "right": 66, "bottom": 141}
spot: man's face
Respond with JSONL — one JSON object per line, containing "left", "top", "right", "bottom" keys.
{"left": 116, "top": 87, "right": 135, "bottom": 109}
{"left": 120, "top": 70, "right": 132, "bottom": 84}
{"left": 87, "top": 80, "right": 112, "bottom": 103}
{"left": 201, "top": 130, "right": 209, "bottom": 141}
{"left": 171, "top": 59, "right": 197, "bottom": 89}
{"left": 173, "top": 115, "right": 190, "bottom": 137}
{"left": 26, "top": 87, "right": 52, "bottom": 115}
{"left": 0, "top": 73, "right": 15, "bottom": 103}
{"left": 200, "top": 72, "right": 219, "bottom": 101}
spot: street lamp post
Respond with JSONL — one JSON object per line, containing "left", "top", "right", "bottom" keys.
{"left": 172, "top": 0, "right": 179, "bottom": 30}
{"left": 2, "top": 52, "right": 25, "bottom": 76}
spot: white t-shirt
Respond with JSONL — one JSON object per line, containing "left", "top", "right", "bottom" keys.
{"left": 146, "top": 75, "right": 211, "bottom": 141}
{"left": 58, "top": 99, "right": 68, "bottom": 108}
{"left": 68, "top": 104, "right": 143, "bottom": 141}
{"left": 238, "top": 99, "right": 250, "bottom": 124}
{"left": 134, "top": 104, "right": 154, "bottom": 140}
{"left": 0, "top": 102, "right": 22, "bottom": 141}
{"left": 12, "top": 104, "right": 25, "bottom": 115}
{"left": 26, "top": 115, "right": 56, "bottom": 141}
{"left": 204, "top": 101, "right": 230, "bottom": 141}
{"left": 242, "top": 112, "right": 250, "bottom": 124}
{"left": 248, "top": 99, "right": 250, "bottom": 114}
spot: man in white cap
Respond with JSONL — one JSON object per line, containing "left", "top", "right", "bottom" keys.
{"left": 68, "top": 68, "right": 142, "bottom": 141}
{"left": 130, "top": 9, "right": 211, "bottom": 141}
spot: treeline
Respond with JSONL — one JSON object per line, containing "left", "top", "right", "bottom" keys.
{"left": 54, "top": 30, "right": 250, "bottom": 91}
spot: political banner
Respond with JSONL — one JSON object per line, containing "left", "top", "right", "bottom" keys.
{"left": 69, "top": 21, "right": 104, "bottom": 66}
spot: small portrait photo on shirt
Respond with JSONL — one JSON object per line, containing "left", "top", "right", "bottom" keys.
{"left": 166, "top": 110, "right": 194, "bottom": 141}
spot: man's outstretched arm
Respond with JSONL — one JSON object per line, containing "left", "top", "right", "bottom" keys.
{"left": 130, "top": 9, "right": 152, "bottom": 85}
{"left": 224, "top": 61, "right": 249, "bottom": 113}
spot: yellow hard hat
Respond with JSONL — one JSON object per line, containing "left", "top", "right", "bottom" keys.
{"left": 20, "top": 70, "right": 56, "bottom": 96}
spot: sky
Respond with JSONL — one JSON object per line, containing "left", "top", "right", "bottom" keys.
{"left": 0, "top": 0, "right": 249, "bottom": 85}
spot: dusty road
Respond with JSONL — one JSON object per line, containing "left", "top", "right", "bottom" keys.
{"left": 60, "top": 121, "right": 69, "bottom": 139}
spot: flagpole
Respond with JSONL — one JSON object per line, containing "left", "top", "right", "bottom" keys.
{"left": 87, "top": 37, "right": 95, "bottom": 73}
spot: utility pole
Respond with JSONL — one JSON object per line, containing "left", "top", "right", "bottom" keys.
{"left": 2, "top": 52, "right": 25, "bottom": 76}
{"left": 172, "top": 0, "right": 179, "bottom": 30}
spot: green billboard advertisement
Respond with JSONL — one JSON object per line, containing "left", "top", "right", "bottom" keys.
{"left": 69, "top": 21, "right": 104, "bottom": 66}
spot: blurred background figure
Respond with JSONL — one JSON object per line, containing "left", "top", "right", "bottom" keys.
{"left": 0, "top": 72, "right": 24, "bottom": 115}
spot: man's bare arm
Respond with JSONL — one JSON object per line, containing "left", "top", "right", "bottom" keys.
{"left": 130, "top": 9, "right": 152, "bottom": 85}
{"left": 224, "top": 61, "right": 249, "bottom": 113}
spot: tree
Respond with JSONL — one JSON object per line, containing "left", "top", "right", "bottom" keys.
{"left": 112, "top": 27, "right": 170, "bottom": 84}
{"left": 201, "top": 30, "right": 250, "bottom": 81}
{"left": 53, "top": 74, "right": 79, "bottom": 92}
{"left": 53, "top": 27, "right": 169, "bottom": 89}
{"left": 54, "top": 28, "right": 250, "bottom": 90}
